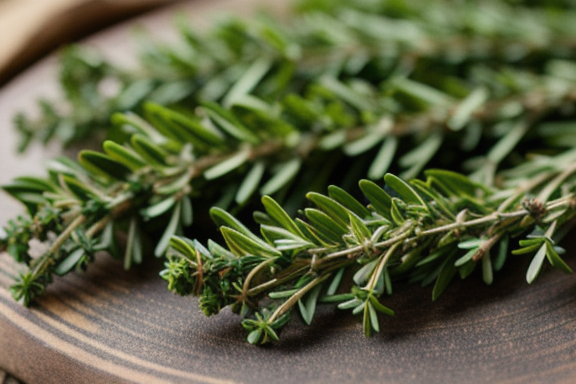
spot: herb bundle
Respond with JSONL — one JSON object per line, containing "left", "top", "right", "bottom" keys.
{"left": 1, "top": 0, "right": 576, "bottom": 343}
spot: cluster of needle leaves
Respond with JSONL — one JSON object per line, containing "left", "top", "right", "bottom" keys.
{"left": 1, "top": 0, "right": 576, "bottom": 343}
{"left": 163, "top": 151, "right": 576, "bottom": 343}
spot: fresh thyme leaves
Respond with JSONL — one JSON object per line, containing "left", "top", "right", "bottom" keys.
{"left": 162, "top": 150, "right": 576, "bottom": 344}
{"left": 4, "top": 60, "right": 576, "bottom": 305}
{"left": 14, "top": 0, "right": 576, "bottom": 151}
{"left": 2, "top": 0, "right": 576, "bottom": 344}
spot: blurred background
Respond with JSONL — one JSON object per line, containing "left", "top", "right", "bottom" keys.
{"left": 0, "top": 0, "right": 184, "bottom": 86}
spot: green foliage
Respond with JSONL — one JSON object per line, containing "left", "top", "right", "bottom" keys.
{"left": 162, "top": 153, "right": 576, "bottom": 343}
{"left": 2, "top": 0, "right": 576, "bottom": 344}
{"left": 13, "top": 0, "right": 576, "bottom": 152}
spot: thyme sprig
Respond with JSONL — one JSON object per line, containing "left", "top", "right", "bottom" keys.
{"left": 2, "top": 0, "right": 576, "bottom": 344}
{"left": 162, "top": 149, "right": 576, "bottom": 344}
{"left": 14, "top": 0, "right": 576, "bottom": 151}
{"left": 3, "top": 59, "right": 576, "bottom": 305}
{"left": 5, "top": 0, "right": 576, "bottom": 306}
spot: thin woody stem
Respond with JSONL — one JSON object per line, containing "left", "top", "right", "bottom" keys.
{"left": 268, "top": 273, "right": 332, "bottom": 324}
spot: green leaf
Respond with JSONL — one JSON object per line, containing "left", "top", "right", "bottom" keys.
{"left": 363, "top": 302, "right": 373, "bottom": 337}
{"left": 208, "top": 239, "right": 236, "bottom": 261}
{"left": 526, "top": 244, "right": 547, "bottom": 284}
{"left": 210, "top": 206, "right": 268, "bottom": 244}
{"left": 454, "top": 248, "right": 478, "bottom": 267}
{"left": 368, "top": 136, "right": 398, "bottom": 180}
{"left": 398, "top": 133, "right": 443, "bottom": 180}
{"left": 432, "top": 253, "right": 457, "bottom": 301}
{"left": 384, "top": 267, "right": 392, "bottom": 295}
{"left": 305, "top": 208, "right": 348, "bottom": 241}
{"left": 349, "top": 213, "right": 372, "bottom": 243}
{"left": 306, "top": 192, "right": 351, "bottom": 228}
{"left": 169, "top": 236, "right": 197, "bottom": 259}
{"left": 544, "top": 242, "right": 572, "bottom": 274}
{"left": 154, "top": 201, "right": 181, "bottom": 257}
{"left": 367, "top": 302, "right": 379, "bottom": 333}
{"left": 103, "top": 140, "right": 146, "bottom": 170}
{"left": 224, "top": 57, "right": 272, "bottom": 107}
{"left": 384, "top": 173, "right": 427, "bottom": 208}
{"left": 130, "top": 134, "right": 169, "bottom": 166}
{"left": 141, "top": 197, "right": 176, "bottom": 219}
{"left": 328, "top": 185, "right": 371, "bottom": 219}
{"left": 393, "top": 77, "right": 454, "bottom": 107}
{"left": 487, "top": 120, "right": 529, "bottom": 164}
{"left": 518, "top": 238, "right": 543, "bottom": 247}
{"left": 296, "top": 219, "right": 334, "bottom": 247}
{"left": 409, "top": 179, "right": 455, "bottom": 220}
{"left": 124, "top": 218, "right": 142, "bottom": 270}
{"left": 319, "top": 131, "right": 347, "bottom": 150}
{"left": 319, "top": 76, "right": 377, "bottom": 111}
{"left": 78, "top": 150, "right": 131, "bottom": 180}
{"left": 260, "top": 225, "right": 312, "bottom": 251}
{"left": 247, "top": 329, "right": 262, "bottom": 345}
{"left": 261, "top": 196, "right": 304, "bottom": 237}
{"left": 221, "top": 227, "right": 281, "bottom": 258}
{"left": 236, "top": 161, "right": 266, "bottom": 205}
{"left": 353, "top": 259, "right": 378, "bottom": 286}
{"left": 416, "top": 247, "right": 452, "bottom": 267}
{"left": 111, "top": 112, "right": 163, "bottom": 141}
{"left": 4, "top": 177, "right": 57, "bottom": 194}
{"left": 47, "top": 157, "right": 88, "bottom": 179}
{"left": 326, "top": 268, "right": 345, "bottom": 296}
{"left": 337, "top": 298, "right": 362, "bottom": 310}
{"left": 260, "top": 158, "right": 301, "bottom": 196}
{"left": 494, "top": 236, "right": 508, "bottom": 272}
{"left": 390, "top": 198, "right": 405, "bottom": 226}
{"left": 202, "top": 101, "right": 260, "bottom": 144}
{"left": 203, "top": 148, "right": 251, "bottom": 180}
{"left": 181, "top": 196, "right": 193, "bottom": 227}
{"left": 425, "top": 169, "right": 486, "bottom": 197}
{"left": 343, "top": 130, "right": 385, "bottom": 156}
{"left": 269, "top": 289, "right": 299, "bottom": 299}
{"left": 448, "top": 87, "right": 489, "bottom": 131}
{"left": 458, "top": 239, "right": 483, "bottom": 249}
{"left": 358, "top": 180, "right": 392, "bottom": 220}
{"left": 369, "top": 295, "right": 394, "bottom": 316}
{"left": 154, "top": 172, "right": 191, "bottom": 195}
{"left": 512, "top": 242, "right": 541, "bottom": 255}
{"left": 458, "top": 260, "right": 476, "bottom": 279}
{"left": 61, "top": 175, "right": 98, "bottom": 201}
{"left": 298, "top": 283, "right": 323, "bottom": 325}
{"left": 144, "top": 102, "right": 224, "bottom": 150}
{"left": 482, "top": 252, "right": 493, "bottom": 285}
{"left": 55, "top": 248, "right": 85, "bottom": 275}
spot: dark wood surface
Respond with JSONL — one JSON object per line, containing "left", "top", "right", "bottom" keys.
{"left": 1, "top": 2, "right": 576, "bottom": 383}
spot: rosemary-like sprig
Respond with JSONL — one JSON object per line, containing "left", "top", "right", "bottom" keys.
{"left": 3, "top": 54, "right": 576, "bottom": 306}
{"left": 161, "top": 149, "right": 576, "bottom": 344}
{"left": 4, "top": 0, "right": 576, "bottom": 306}
{"left": 13, "top": 0, "right": 576, "bottom": 151}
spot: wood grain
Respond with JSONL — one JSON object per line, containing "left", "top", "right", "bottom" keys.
{"left": 1, "top": 1, "right": 576, "bottom": 383}
{"left": 0, "top": 0, "right": 186, "bottom": 86}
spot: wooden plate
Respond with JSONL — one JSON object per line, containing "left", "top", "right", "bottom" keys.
{"left": 1, "top": 2, "right": 576, "bottom": 383}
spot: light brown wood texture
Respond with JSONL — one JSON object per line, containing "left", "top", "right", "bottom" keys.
{"left": 0, "top": 0, "right": 186, "bottom": 86}
{"left": 1, "top": 2, "right": 576, "bottom": 384}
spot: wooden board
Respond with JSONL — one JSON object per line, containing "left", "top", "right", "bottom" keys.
{"left": 1, "top": 2, "right": 576, "bottom": 383}
{"left": 0, "top": 0, "right": 186, "bottom": 86}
